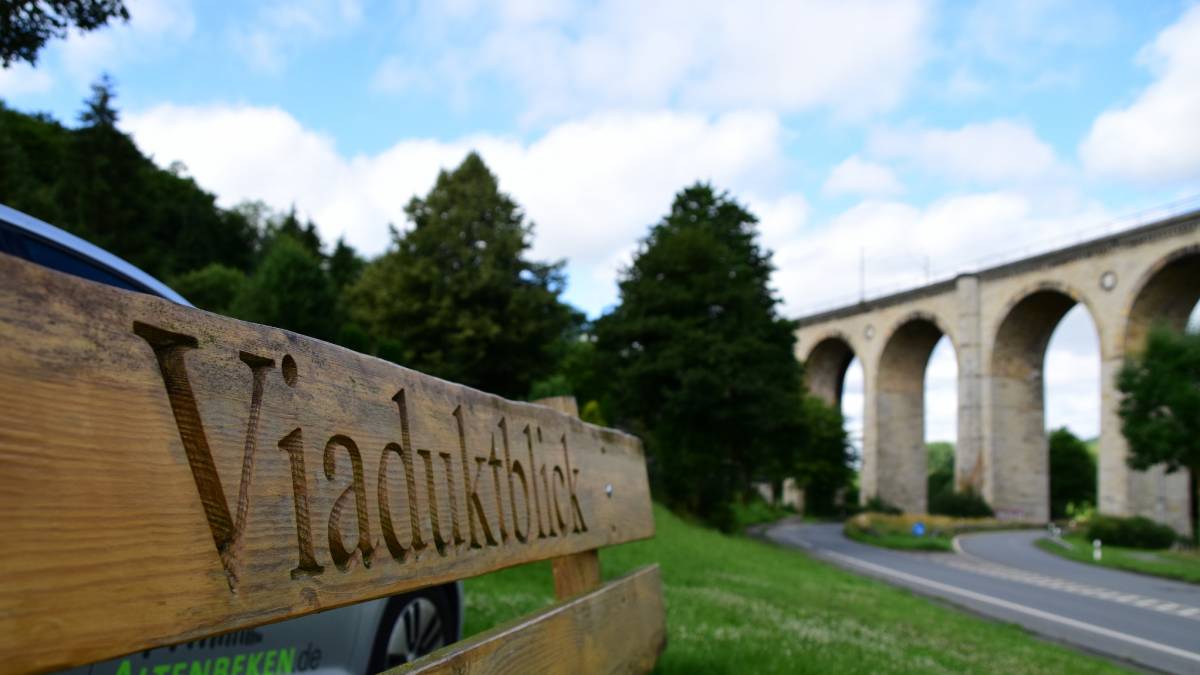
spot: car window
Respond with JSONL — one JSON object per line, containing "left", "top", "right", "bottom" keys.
{"left": 0, "top": 225, "right": 150, "bottom": 295}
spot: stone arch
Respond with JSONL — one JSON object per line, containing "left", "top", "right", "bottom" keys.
{"left": 874, "top": 313, "right": 955, "bottom": 513}
{"left": 1116, "top": 246, "right": 1200, "bottom": 534}
{"left": 989, "top": 280, "right": 1102, "bottom": 355}
{"left": 988, "top": 282, "right": 1101, "bottom": 521}
{"left": 1123, "top": 245, "right": 1200, "bottom": 353}
{"left": 802, "top": 332, "right": 858, "bottom": 408}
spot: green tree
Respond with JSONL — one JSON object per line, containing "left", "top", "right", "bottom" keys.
{"left": 0, "top": 78, "right": 260, "bottom": 280}
{"left": 348, "top": 152, "right": 576, "bottom": 399}
{"left": 265, "top": 206, "right": 323, "bottom": 258}
{"left": 1118, "top": 325, "right": 1200, "bottom": 541}
{"left": 233, "top": 235, "right": 339, "bottom": 341}
{"left": 594, "top": 183, "right": 807, "bottom": 529}
{"left": 926, "top": 441, "right": 955, "bottom": 502}
{"left": 795, "top": 396, "right": 854, "bottom": 516}
{"left": 528, "top": 326, "right": 608, "bottom": 411}
{"left": 328, "top": 236, "right": 366, "bottom": 291}
{"left": 1, "top": 0, "right": 128, "bottom": 67}
{"left": 1048, "top": 427, "right": 1097, "bottom": 519}
{"left": 171, "top": 263, "right": 246, "bottom": 315}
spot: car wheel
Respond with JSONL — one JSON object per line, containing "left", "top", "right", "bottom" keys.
{"left": 367, "top": 586, "right": 458, "bottom": 671}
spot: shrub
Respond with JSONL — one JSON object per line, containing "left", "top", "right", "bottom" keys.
{"left": 731, "top": 496, "right": 792, "bottom": 531}
{"left": 844, "top": 512, "right": 1035, "bottom": 545}
{"left": 1085, "top": 515, "right": 1177, "bottom": 549}
{"left": 864, "top": 496, "right": 902, "bottom": 515}
{"left": 929, "top": 488, "right": 994, "bottom": 518}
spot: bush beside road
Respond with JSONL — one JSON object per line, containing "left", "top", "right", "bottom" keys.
{"left": 843, "top": 512, "right": 1040, "bottom": 553}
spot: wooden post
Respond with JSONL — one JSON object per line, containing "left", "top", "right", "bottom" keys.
{"left": 536, "top": 396, "right": 602, "bottom": 599}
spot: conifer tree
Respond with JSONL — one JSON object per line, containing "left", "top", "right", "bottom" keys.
{"left": 348, "top": 152, "right": 577, "bottom": 398}
{"left": 595, "top": 183, "right": 813, "bottom": 528}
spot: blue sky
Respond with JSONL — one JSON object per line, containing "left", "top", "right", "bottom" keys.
{"left": 3, "top": 0, "right": 1200, "bottom": 441}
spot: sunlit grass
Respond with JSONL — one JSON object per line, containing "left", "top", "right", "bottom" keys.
{"left": 462, "top": 504, "right": 1124, "bottom": 674}
{"left": 1036, "top": 535, "right": 1200, "bottom": 585}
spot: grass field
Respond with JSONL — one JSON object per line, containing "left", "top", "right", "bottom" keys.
{"left": 462, "top": 505, "right": 1123, "bottom": 674}
{"left": 1035, "top": 535, "right": 1200, "bottom": 585}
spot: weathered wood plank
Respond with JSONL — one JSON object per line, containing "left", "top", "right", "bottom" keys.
{"left": 391, "top": 565, "right": 666, "bottom": 675}
{"left": 0, "top": 253, "right": 654, "bottom": 673}
{"left": 552, "top": 547, "right": 602, "bottom": 600}
{"left": 534, "top": 397, "right": 605, "bottom": 601}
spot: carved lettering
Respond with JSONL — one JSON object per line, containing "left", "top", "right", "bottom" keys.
{"left": 524, "top": 425, "right": 546, "bottom": 540}
{"left": 416, "top": 449, "right": 451, "bottom": 556}
{"left": 133, "top": 321, "right": 274, "bottom": 588}
{"left": 378, "top": 443, "right": 410, "bottom": 562}
{"left": 135, "top": 325, "right": 597, "bottom": 583}
{"left": 278, "top": 428, "right": 323, "bottom": 578}
{"left": 456, "top": 406, "right": 497, "bottom": 548}
{"left": 560, "top": 434, "right": 587, "bottom": 533}
{"left": 391, "top": 391, "right": 427, "bottom": 553}
{"left": 323, "top": 435, "right": 374, "bottom": 570}
{"left": 487, "top": 431, "right": 508, "bottom": 544}
{"left": 552, "top": 466, "right": 568, "bottom": 533}
{"left": 506, "top": 421, "right": 530, "bottom": 543}
{"left": 540, "top": 464, "right": 557, "bottom": 537}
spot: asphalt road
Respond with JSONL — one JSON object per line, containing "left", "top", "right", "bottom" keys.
{"left": 765, "top": 522, "right": 1200, "bottom": 673}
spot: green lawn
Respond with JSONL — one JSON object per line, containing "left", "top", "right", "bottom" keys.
{"left": 1035, "top": 535, "right": 1200, "bottom": 585}
{"left": 462, "top": 505, "right": 1124, "bottom": 674}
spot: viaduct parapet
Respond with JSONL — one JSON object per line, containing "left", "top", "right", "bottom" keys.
{"left": 795, "top": 209, "right": 1200, "bottom": 532}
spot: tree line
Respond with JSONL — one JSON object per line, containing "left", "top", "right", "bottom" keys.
{"left": 0, "top": 80, "right": 853, "bottom": 530}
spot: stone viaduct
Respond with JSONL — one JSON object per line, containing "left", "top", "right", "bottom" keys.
{"left": 795, "top": 209, "right": 1200, "bottom": 533}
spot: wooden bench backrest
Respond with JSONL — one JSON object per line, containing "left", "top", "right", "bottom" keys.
{"left": 0, "top": 253, "right": 664, "bottom": 673}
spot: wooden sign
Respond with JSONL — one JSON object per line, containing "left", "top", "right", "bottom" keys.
{"left": 0, "top": 253, "right": 654, "bottom": 673}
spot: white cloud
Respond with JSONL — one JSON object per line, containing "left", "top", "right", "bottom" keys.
{"left": 56, "top": 0, "right": 194, "bottom": 82}
{"left": 387, "top": 0, "right": 931, "bottom": 122}
{"left": 924, "top": 337, "right": 958, "bottom": 442}
{"left": 869, "top": 119, "right": 1061, "bottom": 184}
{"left": 1080, "top": 5, "right": 1200, "bottom": 184}
{"left": 232, "top": 0, "right": 363, "bottom": 73}
{"left": 777, "top": 190, "right": 1112, "bottom": 317}
{"left": 122, "top": 98, "right": 1114, "bottom": 447}
{"left": 0, "top": 64, "right": 54, "bottom": 96}
{"left": 960, "top": 0, "right": 1117, "bottom": 66}
{"left": 124, "top": 104, "right": 788, "bottom": 313}
{"left": 1045, "top": 305, "right": 1101, "bottom": 438}
{"left": 823, "top": 156, "right": 904, "bottom": 197}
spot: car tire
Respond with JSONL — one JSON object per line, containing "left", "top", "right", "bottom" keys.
{"left": 367, "top": 585, "right": 460, "bottom": 671}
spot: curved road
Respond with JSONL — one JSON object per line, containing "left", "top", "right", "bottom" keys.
{"left": 765, "top": 521, "right": 1200, "bottom": 673}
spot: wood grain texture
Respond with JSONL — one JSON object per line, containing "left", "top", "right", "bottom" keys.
{"left": 551, "top": 550, "right": 602, "bottom": 599}
{"left": 0, "top": 253, "right": 654, "bottom": 673}
{"left": 534, "top": 397, "right": 605, "bottom": 602}
{"left": 390, "top": 565, "right": 666, "bottom": 675}
{"left": 533, "top": 395, "right": 579, "bottom": 418}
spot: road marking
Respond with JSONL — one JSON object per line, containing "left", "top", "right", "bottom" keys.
{"left": 946, "top": 537, "right": 1200, "bottom": 620}
{"left": 822, "top": 550, "right": 1200, "bottom": 666}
